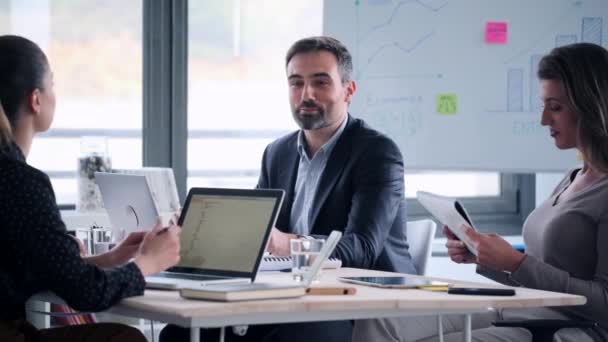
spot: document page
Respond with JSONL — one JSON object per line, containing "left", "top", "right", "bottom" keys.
{"left": 416, "top": 191, "right": 478, "bottom": 255}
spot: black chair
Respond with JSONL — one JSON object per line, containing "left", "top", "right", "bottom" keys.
{"left": 492, "top": 319, "right": 597, "bottom": 342}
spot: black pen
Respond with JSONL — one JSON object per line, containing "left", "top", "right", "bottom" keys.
{"left": 447, "top": 287, "right": 515, "bottom": 296}
{"left": 157, "top": 227, "right": 170, "bottom": 235}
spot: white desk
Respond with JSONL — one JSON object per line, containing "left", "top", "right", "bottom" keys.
{"left": 30, "top": 268, "right": 585, "bottom": 342}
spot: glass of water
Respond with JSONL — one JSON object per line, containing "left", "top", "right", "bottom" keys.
{"left": 290, "top": 237, "right": 325, "bottom": 282}
{"left": 92, "top": 228, "right": 115, "bottom": 254}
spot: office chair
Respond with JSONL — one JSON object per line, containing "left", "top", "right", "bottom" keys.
{"left": 405, "top": 219, "right": 437, "bottom": 275}
{"left": 492, "top": 244, "right": 598, "bottom": 342}
{"left": 493, "top": 319, "right": 598, "bottom": 342}
{"left": 405, "top": 219, "right": 446, "bottom": 340}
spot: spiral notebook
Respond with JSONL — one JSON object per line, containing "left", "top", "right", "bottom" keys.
{"left": 259, "top": 255, "right": 342, "bottom": 271}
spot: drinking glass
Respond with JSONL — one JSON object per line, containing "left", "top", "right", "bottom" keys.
{"left": 290, "top": 238, "right": 325, "bottom": 282}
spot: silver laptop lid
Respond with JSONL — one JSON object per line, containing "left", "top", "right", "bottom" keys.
{"left": 169, "top": 187, "right": 284, "bottom": 282}
{"left": 95, "top": 172, "right": 159, "bottom": 234}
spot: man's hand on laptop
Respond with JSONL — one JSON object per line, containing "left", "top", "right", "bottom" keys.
{"left": 267, "top": 227, "right": 297, "bottom": 256}
{"left": 134, "top": 217, "right": 181, "bottom": 276}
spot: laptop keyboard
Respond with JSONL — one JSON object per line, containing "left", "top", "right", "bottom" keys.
{"left": 157, "top": 273, "right": 223, "bottom": 281}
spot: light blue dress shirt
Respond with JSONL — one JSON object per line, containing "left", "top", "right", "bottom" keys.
{"left": 289, "top": 116, "right": 349, "bottom": 236}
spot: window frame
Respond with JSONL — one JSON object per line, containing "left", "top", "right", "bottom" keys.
{"left": 407, "top": 173, "right": 535, "bottom": 236}
{"left": 142, "top": 0, "right": 188, "bottom": 201}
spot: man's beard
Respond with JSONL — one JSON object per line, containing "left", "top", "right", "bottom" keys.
{"left": 292, "top": 100, "right": 329, "bottom": 130}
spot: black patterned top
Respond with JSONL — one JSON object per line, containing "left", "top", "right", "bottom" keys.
{"left": 0, "top": 143, "right": 145, "bottom": 320}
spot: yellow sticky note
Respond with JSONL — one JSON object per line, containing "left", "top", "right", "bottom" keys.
{"left": 436, "top": 94, "right": 457, "bottom": 114}
{"left": 577, "top": 151, "right": 585, "bottom": 161}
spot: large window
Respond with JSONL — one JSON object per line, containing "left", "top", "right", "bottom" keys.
{"left": 0, "top": 1, "right": 526, "bottom": 234}
{"left": 405, "top": 171, "right": 499, "bottom": 198}
{"left": 0, "top": 0, "right": 143, "bottom": 206}
{"left": 187, "top": 1, "right": 320, "bottom": 189}
{"left": 186, "top": 1, "right": 505, "bottom": 220}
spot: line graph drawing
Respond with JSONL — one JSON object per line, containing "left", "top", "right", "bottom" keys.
{"left": 356, "top": 30, "right": 435, "bottom": 79}
{"left": 358, "top": 0, "right": 448, "bottom": 43}
{"left": 354, "top": 0, "right": 445, "bottom": 80}
{"left": 366, "top": 30, "right": 435, "bottom": 63}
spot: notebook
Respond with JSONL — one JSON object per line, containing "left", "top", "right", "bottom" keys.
{"left": 258, "top": 255, "right": 342, "bottom": 272}
{"left": 416, "top": 191, "right": 478, "bottom": 255}
{"left": 145, "top": 187, "right": 284, "bottom": 290}
{"left": 180, "top": 231, "right": 342, "bottom": 301}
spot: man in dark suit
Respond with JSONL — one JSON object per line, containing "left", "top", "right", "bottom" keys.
{"left": 262, "top": 36, "right": 415, "bottom": 274}
{"left": 254, "top": 36, "right": 415, "bottom": 341}
{"left": 160, "top": 35, "right": 415, "bottom": 342}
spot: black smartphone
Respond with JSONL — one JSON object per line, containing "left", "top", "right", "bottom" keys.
{"left": 447, "top": 287, "right": 515, "bottom": 296}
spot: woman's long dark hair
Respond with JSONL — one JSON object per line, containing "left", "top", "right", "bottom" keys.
{"left": 0, "top": 101, "right": 11, "bottom": 148}
{"left": 0, "top": 35, "right": 49, "bottom": 149}
{"left": 538, "top": 43, "right": 608, "bottom": 172}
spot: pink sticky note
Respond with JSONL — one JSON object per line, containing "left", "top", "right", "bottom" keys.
{"left": 485, "top": 22, "right": 508, "bottom": 44}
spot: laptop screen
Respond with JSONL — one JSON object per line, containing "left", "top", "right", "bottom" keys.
{"left": 174, "top": 189, "right": 283, "bottom": 276}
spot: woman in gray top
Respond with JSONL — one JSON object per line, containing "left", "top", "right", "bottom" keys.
{"left": 353, "top": 43, "right": 608, "bottom": 342}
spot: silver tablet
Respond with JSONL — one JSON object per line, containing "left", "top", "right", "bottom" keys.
{"left": 95, "top": 172, "right": 159, "bottom": 234}
{"left": 338, "top": 276, "right": 448, "bottom": 289}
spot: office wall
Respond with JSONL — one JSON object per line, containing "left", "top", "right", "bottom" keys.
{"left": 324, "top": 0, "right": 606, "bottom": 172}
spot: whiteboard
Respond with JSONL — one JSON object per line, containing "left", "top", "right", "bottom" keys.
{"left": 324, "top": 0, "right": 607, "bottom": 172}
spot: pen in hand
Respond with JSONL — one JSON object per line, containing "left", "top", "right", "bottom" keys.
{"left": 157, "top": 227, "right": 170, "bottom": 235}
{"left": 156, "top": 213, "right": 180, "bottom": 235}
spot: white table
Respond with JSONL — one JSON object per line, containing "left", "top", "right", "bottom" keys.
{"left": 30, "top": 268, "right": 585, "bottom": 342}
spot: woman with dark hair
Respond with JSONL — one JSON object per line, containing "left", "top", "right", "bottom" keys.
{"left": 353, "top": 43, "right": 608, "bottom": 342}
{"left": 0, "top": 102, "right": 11, "bottom": 147}
{"left": 0, "top": 35, "right": 182, "bottom": 342}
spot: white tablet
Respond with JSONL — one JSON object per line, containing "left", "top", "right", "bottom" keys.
{"left": 95, "top": 172, "right": 159, "bottom": 235}
{"left": 416, "top": 191, "right": 478, "bottom": 255}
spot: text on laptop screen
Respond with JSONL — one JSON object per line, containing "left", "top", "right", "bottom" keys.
{"left": 179, "top": 195, "right": 275, "bottom": 273}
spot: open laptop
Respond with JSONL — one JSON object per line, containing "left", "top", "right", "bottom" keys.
{"left": 179, "top": 231, "right": 342, "bottom": 301}
{"left": 145, "top": 187, "right": 285, "bottom": 290}
{"left": 95, "top": 172, "right": 159, "bottom": 236}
